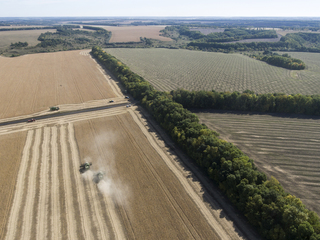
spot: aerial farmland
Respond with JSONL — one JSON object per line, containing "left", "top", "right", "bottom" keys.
{"left": 0, "top": 49, "right": 255, "bottom": 240}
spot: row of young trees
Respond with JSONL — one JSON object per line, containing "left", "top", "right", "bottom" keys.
{"left": 170, "top": 89, "right": 320, "bottom": 115}
{"left": 91, "top": 46, "right": 320, "bottom": 240}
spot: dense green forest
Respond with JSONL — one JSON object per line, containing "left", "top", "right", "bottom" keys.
{"left": 170, "top": 89, "right": 320, "bottom": 115}
{"left": 248, "top": 52, "right": 306, "bottom": 70}
{"left": 91, "top": 46, "right": 320, "bottom": 240}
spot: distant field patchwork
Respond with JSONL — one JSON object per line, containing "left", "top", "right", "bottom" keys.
{"left": 0, "top": 29, "right": 56, "bottom": 49}
{"left": 197, "top": 111, "right": 320, "bottom": 215}
{"left": 105, "top": 48, "right": 320, "bottom": 95}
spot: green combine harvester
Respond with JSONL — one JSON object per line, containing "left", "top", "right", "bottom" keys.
{"left": 79, "top": 162, "right": 92, "bottom": 174}
{"left": 50, "top": 106, "right": 59, "bottom": 111}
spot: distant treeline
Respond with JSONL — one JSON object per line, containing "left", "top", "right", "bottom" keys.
{"left": 0, "top": 26, "right": 56, "bottom": 31}
{"left": 162, "top": 26, "right": 278, "bottom": 42}
{"left": 249, "top": 52, "right": 306, "bottom": 70}
{"left": 91, "top": 46, "right": 320, "bottom": 240}
{"left": 170, "top": 89, "right": 320, "bottom": 115}
{"left": 186, "top": 32, "right": 320, "bottom": 53}
{"left": 37, "top": 26, "right": 111, "bottom": 48}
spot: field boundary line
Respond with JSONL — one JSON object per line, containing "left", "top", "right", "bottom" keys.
{"left": 60, "top": 125, "right": 77, "bottom": 240}
{"left": 36, "top": 127, "right": 50, "bottom": 239}
{"left": 21, "top": 128, "right": 42, "bottom": 240}
{"left": 5, "top": 130, "right": 34, "bottom": 240}
{"left": 68, "top": 123, "right": 94, "bottom": 240}
{"left": 51, "top": 126, "right": 61, "bottom": 239}
{"left": 129, "top": 108, "right": 242, "bottom": 240}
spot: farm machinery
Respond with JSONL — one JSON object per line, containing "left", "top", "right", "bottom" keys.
{"left": 79, "top": 162, "right": 92, "bottom": 174}
{"left": 50, "top": 106, "right": 59, "bottom": 111}
{"left": 93, "top": 171, "right": 105, "bottom": 183}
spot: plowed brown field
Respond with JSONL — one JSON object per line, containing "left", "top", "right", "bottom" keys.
{"left": 0, "top": 50, "right": 116, "bottom": 119}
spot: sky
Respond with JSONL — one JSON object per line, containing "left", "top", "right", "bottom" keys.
{"left": 0, "top": 0, "right": 320, "bottom": 18}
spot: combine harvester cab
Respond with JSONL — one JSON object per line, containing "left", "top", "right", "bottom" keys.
{"left": 93, "top": 171, "right": 105, "bottom": 184}
{"left": 79, "top": 162, "right": 92, "bottom": 174}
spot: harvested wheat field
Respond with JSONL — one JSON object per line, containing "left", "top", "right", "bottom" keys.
{"left": 0, "top": 131, "right": 27, "bottom": 239}
{"left": 0, "top": 50, "right": 117, "bottom": 119}
{"left": 1, "top": 107, "right": 251, "bottom": 240}
{"left": 97, "top": 25, "right": 172, "bottom": 42}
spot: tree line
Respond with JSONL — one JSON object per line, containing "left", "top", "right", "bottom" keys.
{"left": 170, "top": 89, "right": 320, "bottom": 115}
{"left": 91, "top": 46, "right": 320, "bottom": 240}
{"left": 249, "top": 52, "right": 306, "bottom": 70}
{"left": 186, "top": 32, "right": 320, "bottom": 53}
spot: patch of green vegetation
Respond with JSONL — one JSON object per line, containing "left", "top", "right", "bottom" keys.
{"left": 248, "top": 51, "right": 306, "bottom": 70}
{"left": 1, "top": 25, "right": 111, "bottom": 57}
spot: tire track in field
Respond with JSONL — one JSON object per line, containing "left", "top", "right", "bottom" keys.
{"left": 5, "top": 130, "right": 34, "bottom": 240}
{"left": 36, "top": 127, "right": 50, "bottom": 239}
{"left": 51, "top": 126, "right": 61, "bottom": 239}
{"left": 67, "top": 123, "right": 94, "bottom": 240}
{"left": 60, "top": 125, "right": 77, "bottom": 240}
{"left": 20, "top": 128, "right": 42, "bottom": 240}
{"left": 82, "top": 170, "right": 109, "bottom": 240}
{"left": 81, "top": 120, "right": 111, "bottom": 240}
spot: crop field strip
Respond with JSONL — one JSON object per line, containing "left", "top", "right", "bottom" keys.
{"left": 4, "top": 123, "right": 125, "bottom": 240}
{"left": 0, "top": 132, "right": 27, "bottom": 240}
{"left": 196, "top": 111, "right": 320, "bottom": 215}
{"left": 97, "top": 25, "right": 172, "bottom": 43}
{"left": 0, "top": 50, "right": 117, "bottom": 119}
{"left": 105, "top": 48, "right": 320, "bottom": 95}
{"left": 73, "top": 113, "right": 233, "bottom": 240}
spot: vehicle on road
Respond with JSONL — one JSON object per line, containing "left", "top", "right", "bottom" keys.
{"left": 50, "top": 106, "right": 60, "bottom": 111}
{"left": 27, "top": 118, "right": 36, "bottom": 123}
{"left": 79, "top": 162, "right": 92, "bottom": 174}
{"left": 125, "top": 96, "right": 129, "bottom": 99}
{"left": 109, "top": 100, "right": 114, "bottom": 103}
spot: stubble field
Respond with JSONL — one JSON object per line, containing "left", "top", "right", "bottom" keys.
{"left": 0, "top": 50, "right": 116, "bottom": 119}
{"left": 96, "top": 25, "right": 172, "bottom": 43}
{"left": 105, "top": 48, "right": 320, "bottom": 95}
{"left": 196, "top": 111, "right": 320, "bottom": 216}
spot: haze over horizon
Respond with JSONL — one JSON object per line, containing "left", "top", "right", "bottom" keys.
{"left": 0, "top": 0, "right": 319, "bottom": 18}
